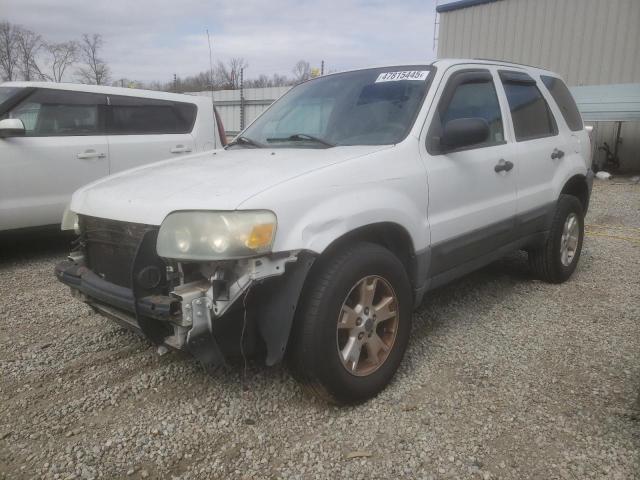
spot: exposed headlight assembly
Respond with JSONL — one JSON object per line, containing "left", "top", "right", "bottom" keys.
{"left": 156, "top": 210, "right": 277, "bottom": 260}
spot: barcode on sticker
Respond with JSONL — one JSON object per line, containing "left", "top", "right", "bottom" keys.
{"left": 375, "top": 70, "right": 429, "bottom": 83}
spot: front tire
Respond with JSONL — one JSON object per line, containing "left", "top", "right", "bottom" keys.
{"left": 288, "top": 242, "right": 412, "bottom": 404}
{"left": 529, "top": 194, "right": 585, "bottom": 283}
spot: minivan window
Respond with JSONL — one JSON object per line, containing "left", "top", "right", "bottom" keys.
{"left": 0, "top": 87, "right": 24, "bottom": 107}
{"left": 429, "top": 70, "right": 504, "bottom": 154}
{"left": 541, "top": 75, "right": 583, "bottom": 131}
{"left": 500, "top": 71, "right": 557, "bottom": 141}
{"left": 108, "top": 96, "right": 197, "bottom": 135}
{"left": 3, "top": 89, "right": 104, "bottom": 136}
{"left": 241, "top": 66, "right": 434, "bottom": 147}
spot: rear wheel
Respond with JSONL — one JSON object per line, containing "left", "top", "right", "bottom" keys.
{"left": 288, "top": 242, "right": 412, "bottom": 404}
{"left": 529, "top": 194, "right": 584, "bottom": 283}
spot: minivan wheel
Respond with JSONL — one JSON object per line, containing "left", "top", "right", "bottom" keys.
{"left": 288, "top": 242, "right": 412, "bottom": 404}
{"left": 528, "top": 194, "right": 584, "bottom": 283}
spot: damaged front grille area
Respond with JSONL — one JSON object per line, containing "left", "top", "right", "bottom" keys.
{"left": 80, "top": 215, "right": 162, "bottom": 290}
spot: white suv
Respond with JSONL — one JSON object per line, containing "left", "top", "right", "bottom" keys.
{"left": 0, "top": 83, "right": 225, "bottom": 232}
{"left": 55, "top": 59, "right": 593, "bottom": 404}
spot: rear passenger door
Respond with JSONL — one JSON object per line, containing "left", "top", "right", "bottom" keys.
{"left": 420, "top": 67, "right": 517, "bottom": 277}
{"left": 106, "top": 95, "right": 196, "bottom": 173}
{"left": 497, "top": 70, "right": 562, "bottom": 236}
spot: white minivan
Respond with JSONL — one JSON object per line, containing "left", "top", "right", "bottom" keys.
{"left": 0, "top": 83, "right": 225, "bottom": 232}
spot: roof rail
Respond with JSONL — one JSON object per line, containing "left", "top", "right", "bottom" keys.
{"left": 471, "top": 58, "right": 546, "bottom": 70}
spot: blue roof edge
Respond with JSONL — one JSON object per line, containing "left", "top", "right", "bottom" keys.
{"left": 436, "top": 0, "right": 500, "bottom": 14}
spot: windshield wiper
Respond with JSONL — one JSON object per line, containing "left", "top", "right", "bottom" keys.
{"left": 226, "top": 135, "right": 264, "bottom": 149}
{"left": 266, "top": 133, "right": 335, "bottom": 148}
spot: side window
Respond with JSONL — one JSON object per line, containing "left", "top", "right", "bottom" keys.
{"left": 541, "top": 75, "right": 583, "bottom": 131}
{"left": 5, "top": 89, "right": 104, "bottom": 136}
{"left": 108, "top": 96, "right": 197, "bottom": 135}
{"left": 499, "top": 71, "right": 557, "bottom": 141}
{"left": 428, "top": 69, "right": 504, "bottom": 154}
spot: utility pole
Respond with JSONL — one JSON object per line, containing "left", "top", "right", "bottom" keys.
{"left": 321, "top": 60, "right": 324, "bottom": 76}
{"left": 173, "top": 73, "right": 177, "bottom": 93}
{"left": 239, "top": 67, "right": 245, "bottom": 131}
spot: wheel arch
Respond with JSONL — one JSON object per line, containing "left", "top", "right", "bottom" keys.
{"left": 560, "top": 174, "right": 590, "bottom": 213}
{"left": 314, "top": 221, "right": 427, "bottom": 300}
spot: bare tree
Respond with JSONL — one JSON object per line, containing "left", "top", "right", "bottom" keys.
{"left": 76, "top": 33, "right": 110, "bottom": 85}
{"left": 0, "top": 21, "right": 19, "bottom": 81}
{"left": 292, "top": 60, "right": 310, "bottom": 83}
{"left": 15, "top": 26, "right": 46, "bottom": 80}
{"left": 216, "top": 57, "right": 248, "bottom": 89}
{"left": 46, "top": 41, "right": 77, "bottom": 82}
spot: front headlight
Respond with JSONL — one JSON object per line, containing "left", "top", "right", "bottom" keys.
{"left": 156, "top": 210, "right": 277, "bottom": 260}
{"left": 61, "top": 207, "right": 80, "bottom": 234}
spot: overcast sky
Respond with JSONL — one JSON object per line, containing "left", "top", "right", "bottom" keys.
{"left": 1, "top": 0, "right": 440, "bottom": 83}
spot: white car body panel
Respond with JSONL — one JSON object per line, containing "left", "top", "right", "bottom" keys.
{"left": 0, "top": 135, "right": 109, "bottom": 230}
{"left": 0, "top": 81, "right": 221, "bottom": 231}
{"left": 69, "top": 145, "right": 392, "bottom": 227}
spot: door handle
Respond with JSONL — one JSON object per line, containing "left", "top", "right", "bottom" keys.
{"left": 77, "top": 150, "right": 106, "bottom": 160}
{"left": 551, "top": 148, "right": 565, "bottom": 160}
{"left": 170, "top": 145, "right": 192, "bottom": 154}
{"left": 494, "top": 159, "right": 514, "bottom": 173}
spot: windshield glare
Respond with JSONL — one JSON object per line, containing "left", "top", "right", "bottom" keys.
{"left": 242, "top": 66, "right": 433, "bottom": 147}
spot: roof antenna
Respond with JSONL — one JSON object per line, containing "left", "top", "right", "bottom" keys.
{"left": 206, "top": 28, "right": 217, "bottom": 149}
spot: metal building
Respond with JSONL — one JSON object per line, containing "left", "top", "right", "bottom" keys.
{"left": 188, "top": 86, "right": 291, "bottom": 137}
{"left": 436, "top": 0, "right": 640, "bottom": 171}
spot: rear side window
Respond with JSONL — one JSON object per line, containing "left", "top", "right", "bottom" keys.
{"left": 541, "top": 75, "right": 583, "bottom": 131}
{"left": 499, "top": 71, "right": 557, "bottom": 142}
{"left": 428, "top": 69, "right": 504, "bottom": 154}
{"left": 108, "top": 96, "right": 197, "bottom": 135}
{"left": 3, "top": 89, "right": 105, "bottom": 136}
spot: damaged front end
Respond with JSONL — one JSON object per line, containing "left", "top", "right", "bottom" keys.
{"left": 55, "top": 215, "right": 314, "bottom": 369}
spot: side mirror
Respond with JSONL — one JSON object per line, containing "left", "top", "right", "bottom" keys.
{"left": 440, "top": 117, "right": 489, "bottom": 152}
{"left": 0, "top": 118, "right": 26, "bottom": 138}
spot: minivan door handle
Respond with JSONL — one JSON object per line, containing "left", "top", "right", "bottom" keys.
{"left": 77, "top": 150, "right": 106, "bottom": 160}
{"left": 551, "top": 148, "right": 565, "bottom": 160}
{"left": 494, "top": 159, "right": 514, "bottom": 173}
{"left": 170, "top": 145, "right": 192, "bottom": 154}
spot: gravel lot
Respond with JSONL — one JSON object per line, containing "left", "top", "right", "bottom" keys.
{"left": 1, "top": 180, "right": 639, "bottom": 480}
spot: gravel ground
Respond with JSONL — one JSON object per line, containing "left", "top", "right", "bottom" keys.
{"left": 1, "top": 180, "right": 639, "bottom": 480}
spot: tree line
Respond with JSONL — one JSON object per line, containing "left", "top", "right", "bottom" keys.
{"left": 0, "top": 20, "right": 321, "bottom": 92}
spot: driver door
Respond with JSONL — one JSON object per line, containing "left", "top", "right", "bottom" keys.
{"left": 419, "top": 66, "right": 517, "bottom": 277}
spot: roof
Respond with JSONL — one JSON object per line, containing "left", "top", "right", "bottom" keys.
{"left": 0, "top": 81, "right": 208, "bottom": 105}
{"left": 436, "top": 0, "right": 501, "bottom": 14}
{"left": 570, "top": 83, "right": 640, "bottom": 122}
{"left": 432, "top": 58, "right": 556, "bottom": 76}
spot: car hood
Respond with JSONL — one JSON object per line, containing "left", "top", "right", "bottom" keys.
{"left": 70, "top": 145, "right": 391, "bottom": 225}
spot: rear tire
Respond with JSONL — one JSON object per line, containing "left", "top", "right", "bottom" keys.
{"left": 287, "top": 242, "right": 412, "bottom": 404}
{"left": 528, "top": 194, "right": 584, "bottom": 283}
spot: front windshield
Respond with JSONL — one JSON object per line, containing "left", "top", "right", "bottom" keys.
{"left": 0, "top": 87, "right": 24, "bottom": 109}
{"left": 241, "top": 66, "right": 433, "bottom": 147}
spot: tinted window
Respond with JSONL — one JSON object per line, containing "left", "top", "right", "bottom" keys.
{"left": 500, "top": 72, "right": 557, "bottom": 141}
{"left": 3, "top": 89, "right": 104, "bottom": 136}
{"left": 242, "top": 66, "right": 433, "bottom": 147}
{"left": 429, "top": 70, "right": 504, "bottom": 153}
{"left": 0, "top": 87, "right": 24, "bottom": 108}
{"left": 541, "top": 75, "right": 583, "bottom": 131}
{"left": 108, "top": 96, "right": 196, "bottom": 134}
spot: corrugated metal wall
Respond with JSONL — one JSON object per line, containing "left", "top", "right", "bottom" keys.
{"left": 188, "top": 86, "right": 291, "bottom": 135}
{"left": 437, "top": 0, "right": 640, "bottom": 171}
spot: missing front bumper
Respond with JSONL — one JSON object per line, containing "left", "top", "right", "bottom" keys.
{"left": 55, "top": 250, "right": 316, "bottom": 370}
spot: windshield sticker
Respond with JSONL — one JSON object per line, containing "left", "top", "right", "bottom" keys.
{"left": 375, "top": 70, "right": 429, "bottom": 83}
